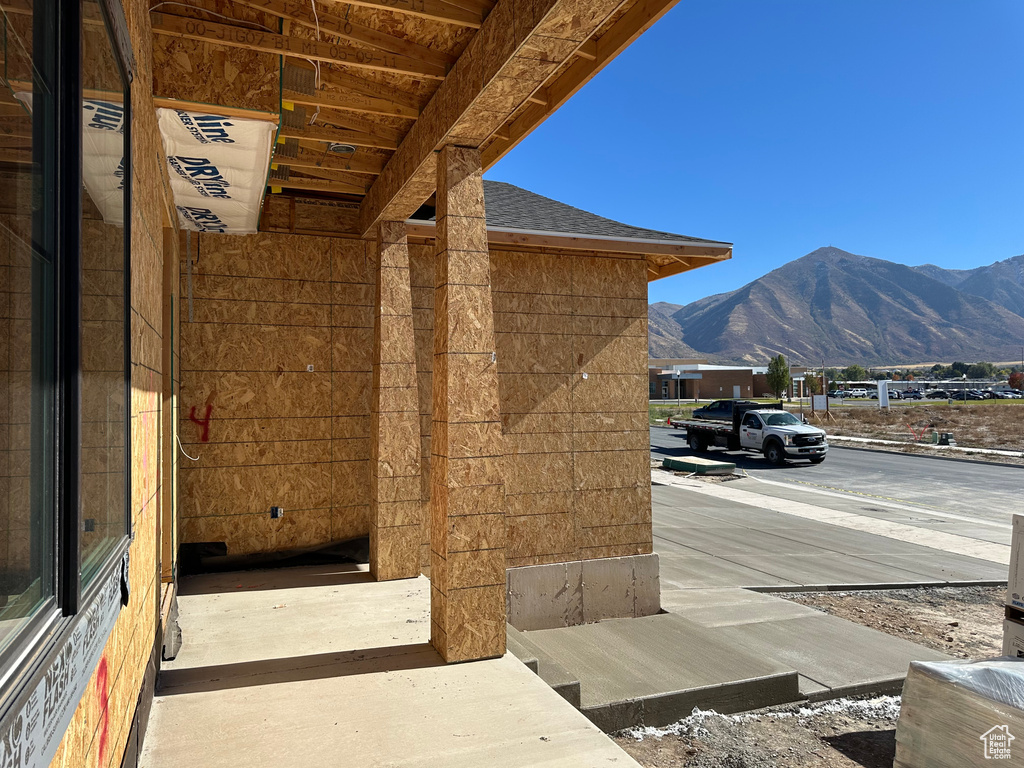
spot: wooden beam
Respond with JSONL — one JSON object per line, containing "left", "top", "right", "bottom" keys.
{"left": 283, "top": 87, "right": 418, "bottom": 121}
{"left": 277, "top": 141, "right": 387, "bottom": 175}
{"left": 482, "top": 0, "right": 681, "bottom": 169}
{"left": 318, "top": 70, "right": 424, "bottom": 112}
{"left": 227, "top": 0, "right": 455, "bottom": 69}
{"left": 278, "top": 123, "right": 399, "bottom": 151}
{"left": 280, "top": 165, "right": 373, "bottom": 190}
{"left": 150, "top": 11, "right": 447, "bottom": 79}
{"left": 358, "top": 0, "right": 648, "bottom": 234}
{"left": 341, "top": 0, "right": 485, "bottom": 28}
{"left": 268, "top": 175, "right": 368, "bottom": 196}
{"left": 293, "top": 108, "right": 406, "bottom": 145}
{"left": 153, "top": 97, "right": 279, "bottom": 122}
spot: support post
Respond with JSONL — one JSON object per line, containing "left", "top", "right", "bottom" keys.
{"left": 369, "top": 221, "right": 422, "bottom": 581}
{"left": 429, "top": 145, "right": 506, "bottom": 663}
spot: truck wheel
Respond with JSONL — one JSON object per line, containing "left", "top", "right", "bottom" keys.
{"left": 809, "top": 456, "right": 825, "bottom": 464}
{"left": 688, "top": 434, "right": 704, "bottom": 452}
{"left": 764, "top": 441, "right": 785, "bottom": 466}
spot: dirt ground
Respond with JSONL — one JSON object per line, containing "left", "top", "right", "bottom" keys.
{"left": 615, "top": 587, "right": 1005, "bottom": 767}
{"left": 784, "top": 586, "right": 1005, "bottom": 660}
{"left": 615, "top": 697, "right": 902, "bottom": 768}
{"left": 808, "top": 402, "right": 1024, "bottom": 454}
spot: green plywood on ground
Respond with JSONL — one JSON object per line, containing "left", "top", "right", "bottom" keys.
{"left": 662, "top": 456, "right": 736, "bottom": 475}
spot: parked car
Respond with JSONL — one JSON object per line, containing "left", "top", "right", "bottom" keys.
{"left": 924, "top": 389, "right": 948, "bottom": 399}
{"left": 902, "top": 390, "right": 924, "bottom": 400}
{"left": 691, "top": 399, "right": 758, "bottom": 422}
{"left": 827, "top": 390, "right": 845, "bottom": 398}
{"left": 848, "top": 388, "right": 868, "bottom": 398}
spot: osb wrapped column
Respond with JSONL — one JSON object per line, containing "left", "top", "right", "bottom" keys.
{"left": 430, "top": 146, "right": 506, "bottom": 663}
{"left": 370, "top": 221, "right": 422, "bottom": 581}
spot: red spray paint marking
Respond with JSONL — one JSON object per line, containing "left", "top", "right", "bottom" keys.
{"left": 96, "top": 656, "right": 110, "bottom": 764}
{"left": 189, "top": 404, "right": 213, "bottom": 442}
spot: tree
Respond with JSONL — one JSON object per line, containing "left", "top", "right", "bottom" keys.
{"left": 843, "top": 364, "right": 867, "bottom": 382}
{"left": 1010, "top": 371, "right": 1024, "bottom": 390}
{"left": 766, "top": 354, "right": 790, "bottom": 398}
{"left": 966, "top": 362, "right": 996, "bottom": 379}
{"left": 805, "top": 375, "right": 822, "bottom": 395}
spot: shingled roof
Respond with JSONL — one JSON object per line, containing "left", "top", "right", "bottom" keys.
{"left": 412, "top": 181, "right": 731, "bottom": 246}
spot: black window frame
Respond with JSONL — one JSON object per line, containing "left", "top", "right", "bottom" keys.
{"left": 0, "top": 0, "right": 134, "bottom": 758}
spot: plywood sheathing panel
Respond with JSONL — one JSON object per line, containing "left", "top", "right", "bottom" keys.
{"left": 490, "top": 245, "right": 652, "bottom": 569}
{"left": 153, "top": 38, "right": 280, "bottom": 114}
{"left": 369, "top": 221, "right": 422, "bottom": 580}
{"left": 429, "top": 146, "right": 505, "bottom": 663}
{"left": 177, "top": 231, "right": 377, "bottom": 557}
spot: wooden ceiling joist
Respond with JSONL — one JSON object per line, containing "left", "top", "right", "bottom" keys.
{"left": 269, "top": 175, "right": 368, "bottom": 196}
{"left": 150, "top": 11, "right": 447, "bottom": 79}
{"left": 278, "top": 123, "right": 399, "bottom": 151}
{"left": 341, "top": 0, "right": 487, "bottom": 28}
{"left": 316, "top": 69, "right": 424, "bottom": 112}
{"left": 283, "top": 87, "right": 418, "bottom": 121}
{"left": 227, "top": 0, "right": 456, "bottom": 70}
{"left": 280, "top": 165, "right": 373, "bottom": 190}
{"left": 278, "top": 142, "right": 388, "bottom": 175}
{"left": 299, "top": 110, "right": 405, "bottom": 145}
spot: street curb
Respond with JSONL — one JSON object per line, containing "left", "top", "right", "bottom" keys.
{"left": 824, "top": 440, "right": 1024, "bottom": 471}
{"left": 748, "top": 580, "right": 1008, "bottom": 593}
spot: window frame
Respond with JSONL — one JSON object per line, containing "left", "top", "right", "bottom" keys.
{"left": 0, "top": 0, "right": 134, "bottom": 759}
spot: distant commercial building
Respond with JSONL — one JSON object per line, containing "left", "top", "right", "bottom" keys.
{"left": 649, "top": 359, "right": 809, "bottom": 400}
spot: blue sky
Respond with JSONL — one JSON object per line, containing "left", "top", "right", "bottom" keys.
{"left": 486, "top": 1, "right": 1024, "bottom": 306}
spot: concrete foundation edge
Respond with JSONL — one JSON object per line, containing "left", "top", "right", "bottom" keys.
{"left": 506, "top": 553, "right": 661, "bottom": 631}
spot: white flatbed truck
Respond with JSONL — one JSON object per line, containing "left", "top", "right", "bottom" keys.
{"left": 670, "top": 401, "right": 828, "bottom": 465}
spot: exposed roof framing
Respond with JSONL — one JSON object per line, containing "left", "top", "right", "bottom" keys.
{"left": 150, "top": 12, "right": 447, "bottom": 79}
{"left": 149, "top": 0, "right": 688, "bottom": 239}
{"left": 342, "top": 0, "right": 489, "bottom": 28}
{"left": 356, "top": 0, "right": 683, "bottom": 235}
{"left": 227, "top": 0, "right": 457, "bottom": 69}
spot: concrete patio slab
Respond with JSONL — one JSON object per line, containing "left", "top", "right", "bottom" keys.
{"left": 657, "top": 588, "right": 951, "bottom": 701}
{"left": 518, "top": 613, "right": 800, "bottom": 731}
{"left": 713, "top": 614, "right": 950, "bottom": 699}
{"left": 140, "top": 565, "right": 640, "bottom": 768}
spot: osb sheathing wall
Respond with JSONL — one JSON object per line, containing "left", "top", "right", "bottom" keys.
{"left": 177, "top": 233, "right": 374, "bottom": 555}
{"left": 49, "top": 1, "right": 166, "bottom": 767}
{"left": 179, "top": 231, "right": 651, "bottom": 568}
{"left": 410, "top": 246, "right": 653, "bottom": 569}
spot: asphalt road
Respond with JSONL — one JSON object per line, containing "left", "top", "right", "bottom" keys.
{"left": 650, "top": 425, "right": 1022, "bottom": 543}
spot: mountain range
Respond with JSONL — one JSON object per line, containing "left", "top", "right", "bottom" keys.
{"left": 649, "top": 247, "right": 1024, "bottom": 366}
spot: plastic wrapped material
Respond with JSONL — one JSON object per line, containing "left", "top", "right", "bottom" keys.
{"left": 895, "top": 657, "right": 1024, "bottom": 766}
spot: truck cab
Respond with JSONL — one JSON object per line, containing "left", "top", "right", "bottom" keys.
{"left": 740, "top": 409, "right": 828, "bottom": 464}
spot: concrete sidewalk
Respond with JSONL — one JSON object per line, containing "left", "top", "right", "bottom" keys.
{"left": 140, "top": 565, "right": 640, "bottom": 768}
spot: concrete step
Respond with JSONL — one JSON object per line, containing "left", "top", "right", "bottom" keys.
{"left": 662, "top": 456, "right": 736, "bottom": 475}
{"left": 507, "top": 625, "right": 582, "bottom": 708}
{"left": 517, "top": 613, "right": 801, "bottom": 732}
